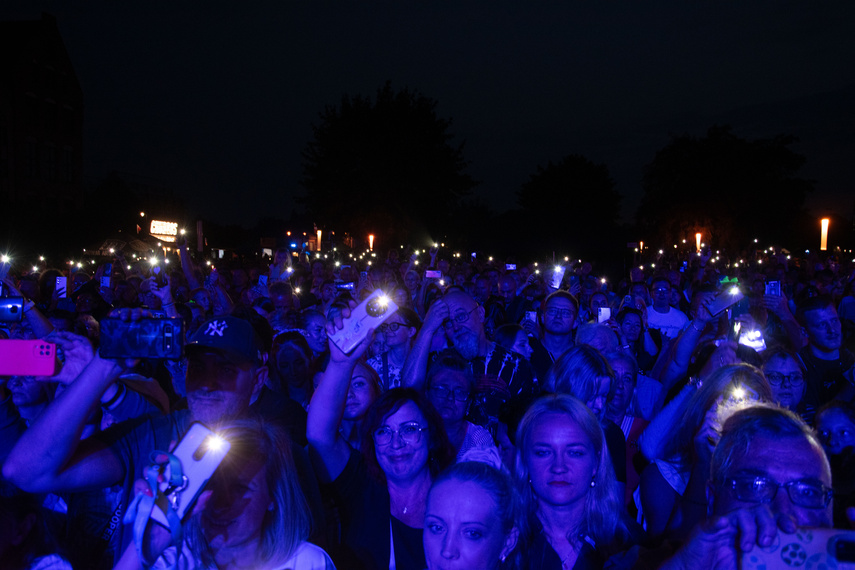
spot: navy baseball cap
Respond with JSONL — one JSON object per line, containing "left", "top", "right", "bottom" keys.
{"left": 186, "top": 315, "right": 264, "bottom": 364}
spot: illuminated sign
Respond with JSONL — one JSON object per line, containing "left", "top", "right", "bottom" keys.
{"left": 150, "top": 220, "right": 178, "bottom": 243}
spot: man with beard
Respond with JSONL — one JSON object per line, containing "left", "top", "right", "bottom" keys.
{"left": 402, "top": 289, "right": 539, "bottom": 438}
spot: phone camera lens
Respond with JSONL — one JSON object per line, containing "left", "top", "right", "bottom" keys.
{"left": 366, "top": 299, "right": 387, "bottom": 318}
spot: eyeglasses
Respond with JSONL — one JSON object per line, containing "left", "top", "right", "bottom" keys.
{"left": 653, "top": 287, "right": 670, "bottom": 294}
{"left": 441, "top": 307, "right": 479, "bottom": 330}
{"left": 373, "top": 422, "right": 427, "bottom": 446}
{"left": 544, "top": 308, "right": 574, "bottom": 319}
{"left": 379, "top": 322, "right": 405, "bottom": 333}
{"left": 725, "top": 476, "right": 833, "bottom": 509}
{"left": 765, "top": 372, "right": 804, "bottom": 387}
{"left": 429, "top": 385, "right": 469, "bottom": 402}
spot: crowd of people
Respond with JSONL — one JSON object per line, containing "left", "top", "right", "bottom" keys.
{"left": 0, "top": 238, "right": 854, "bottom": 569}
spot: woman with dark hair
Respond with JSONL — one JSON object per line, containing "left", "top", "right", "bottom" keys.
{"left": 366, "top": 307, "right": 422, "bottom": 390}
{"left": 494, "top": 324, "right": 533, "bottom": 361}
{"left": 424, "top": 461, "right": 521, "bottom": 570}
{"left": 308, "top": 331, "right": 454, "bottom": 570}
{"left": 614, "top": 307, "right": 660, "bottom": 374}
{"left": 762, "top": 346, "right": 810, "bottom": 422}
{"left": 816, "top": 401, "right": 855, "bottom": 527}
{"left": 273, "top": 331, "right": 316, "bottom": 410}
{"left": 425, "top": 352, "right": 499, "bottom": 464}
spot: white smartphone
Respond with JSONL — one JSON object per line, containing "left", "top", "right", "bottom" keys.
{"left": 328, "top": 289, "right": 400, "bottom": 354}
{"left": 740, "top": 528, "right": 855, "bottom": 569}
{"left": 150, "top": 422, "right": 231, "bottom": 527}
{"left": 55, "top": 276, "right": 67, "bottom": 299}
{"left": 550, "top": 266, "right": 566, "bottom": 290}
{"left": 597, "top": 307, "right": 611, "bottom": 323}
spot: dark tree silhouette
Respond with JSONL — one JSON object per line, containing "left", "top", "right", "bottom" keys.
{"left": 300, "top": 82, "right": 476, "bottom": 246}
{"left": 516, "top": 154, "right": 622, "bottom": 256}
{"left": 637, "top": 125, "right": 814, "bottom": 251}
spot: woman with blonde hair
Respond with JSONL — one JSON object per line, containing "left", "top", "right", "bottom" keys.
{"left": 115, "top": 418, "right": 334, "bottom": 569}
{"left": 515, "top": 394, "right": 635, "bottom": 569}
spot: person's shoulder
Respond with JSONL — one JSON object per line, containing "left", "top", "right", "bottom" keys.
{"left": 28, "top": 554, "right": 73, "bottom": 570}
{"left": 276, "top": 541, "right": 336, "bottom": 569}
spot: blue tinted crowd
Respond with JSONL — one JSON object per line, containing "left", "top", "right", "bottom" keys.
{"left": 1, "top": 242, "right": 854, "bottom": 569}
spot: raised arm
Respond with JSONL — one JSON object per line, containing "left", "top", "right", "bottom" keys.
{"left": 401, "top": 298, "right": 448, "bottom": 390}
{"left": 659, "top": 299, "right": 714, "bottom": 390}
{"left": 178, "top": 239, "right": 202, "bottom": 290}
{"left": 306, "top": 318, "right": 373, "bottom": 483}
{"left": 2, "top": 332, "right": 127, "bottom": 492}
{"left": 2, "top": 278, "right": 54, "bottom": 338}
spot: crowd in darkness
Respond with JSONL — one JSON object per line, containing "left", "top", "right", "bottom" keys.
{"left": 1, "top": 237, "right": 855, "bottom": 569}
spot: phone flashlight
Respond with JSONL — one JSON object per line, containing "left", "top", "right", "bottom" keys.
{"left": 731, "top": 386, "right": 746, "bottom": 400}
{"left": 205, "top": 434, "right": 227, "bottom": 454}
{"left": 729, "top": 286, "right": 740, "bottom": 295}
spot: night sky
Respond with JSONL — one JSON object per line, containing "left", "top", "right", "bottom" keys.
{"left": 6, "top": 2, "right": 855, "bottom": 228}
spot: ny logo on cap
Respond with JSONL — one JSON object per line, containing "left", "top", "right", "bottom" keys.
{"left": 205, "top": 320, "right": 228, "bottom": 337}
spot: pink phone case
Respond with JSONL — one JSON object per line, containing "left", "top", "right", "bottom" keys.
{"left": 0, "top": 341, "right": 58, "bottom": 376}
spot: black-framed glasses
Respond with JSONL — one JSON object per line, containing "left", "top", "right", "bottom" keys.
{"left": 373, "top": 422, "right": 427, "bottom": 446}
{"left": 765, "top": 372, "right": 804, "bottom": 387}
{"left": 441, "top": 307, "right": 479, "bottom": 330}
{"left": 544, "top": 307, "right": 574, "bottom": 319}
{"left": 725, "top": 476, "right": 833, "bottom": 509}
{"left": 429, "top": 385, "right": 469, "bottom": 402}
{"left": 379, "top": 322, "right": 405, "bottom": 333}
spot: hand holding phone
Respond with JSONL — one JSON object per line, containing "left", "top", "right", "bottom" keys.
{"left": 328, "top": 289, "right": 399, "bottom": 354}
{"left": 150, "top": 423, "right": 231, "bottom": 527}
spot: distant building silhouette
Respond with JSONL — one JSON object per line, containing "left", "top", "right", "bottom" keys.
{"left": 0, "top": 12, "right": 83, "bottom": 212}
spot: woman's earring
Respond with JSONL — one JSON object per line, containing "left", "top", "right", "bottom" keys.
{"left": 590, "top": 477, "right": 596, "bottom": 488}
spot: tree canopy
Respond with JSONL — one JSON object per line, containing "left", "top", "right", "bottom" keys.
{"left": 515, "top": 154, "right": 623, "bottom": 257}
{"left": 300, "top": 82, "right": 476, "bottom": 246}
{"left": 637, "top": 125, "right": 813, "bottom": 251}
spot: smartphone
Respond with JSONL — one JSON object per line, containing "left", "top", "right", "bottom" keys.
{"left": 99, "top": 317, "right": 184, "bottom": 360}
{"left": 598, "top": 307, "right": 611, "bottom": 323}
{"left": 740, "top": 528, "right": 855, "bottom": 569}
{"left": 506, "top": 264, "right": 517, "bottom": 271}
{"left": 0, "top": 296, "right": 24, "bottom": 323}
{"left": 56, "top": 276, "right": 67, "bottom": 299}
{"left": 707, "top": 287, "right": 746, "bottom": 316}
{"left": 100, "top": 263, "right": 112, "bottom": 289}
{"left": 765, "top": 281, "right": 781, "bottom": 296}
{"left": 258, "top": 274, "right": 268, "bottom": 287}
{"left": 335, "top": 281, "right": 355, "bottom": 290}
{"left": 425, "top": 270, "right": 442, "bottom": 279}
{"left": 0, "top": 340, "right": 58, "bottom": 376}
{"left": 0, "top": 259, "right": 9, "bottom": 281}
{"left": 328, "top": 289, "right": 400, "bottom": 354}
{"left": 550, "top": 266, "right": 566, "bottom": 290}
{"left": 150, "top": 422, "right": 231, "bottom": 527}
